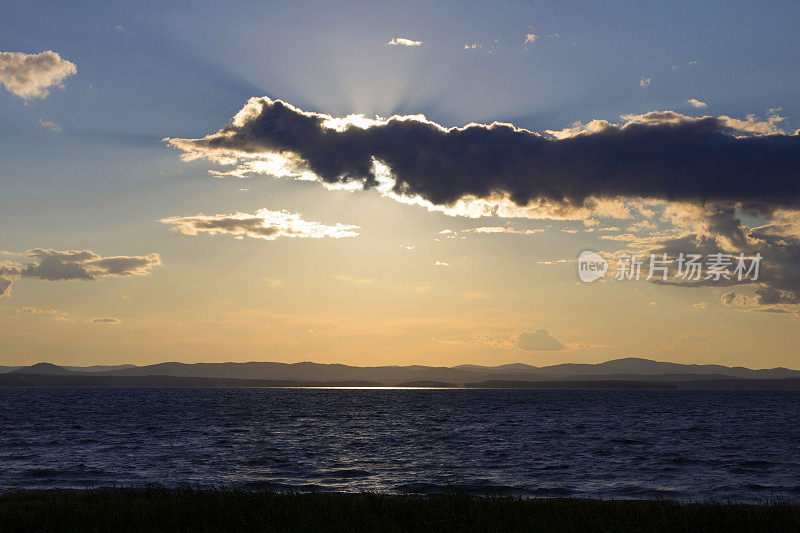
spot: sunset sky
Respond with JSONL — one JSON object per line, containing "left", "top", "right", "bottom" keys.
{"left": 2, "top": 0, "right": 799, "bottom": 368}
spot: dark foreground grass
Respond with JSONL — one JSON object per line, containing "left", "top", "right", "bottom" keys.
{"left": 0, "top": 488, "right": 798, "bottom": 533}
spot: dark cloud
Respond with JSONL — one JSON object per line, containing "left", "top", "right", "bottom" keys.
{"left": 166, "top": 98, "right": 800, "bottom": 216}
{"left": 165, "top": 98, "right": 800, "bottom": 309}
{"left": 21, "top": 250, "right": 96, "bottom": 281}
{"left": 0, "top": 277, "right": 12, "bottom": 297}
{"left": 87, "top": 256, "right": 162, "bottom": 277}
{"left": 754, "top": 287, "right": 800, "bottom": 305}
{"left": 91, "top": 317, "right": 121, "bottom": 324}
{"left": 0, "top": 249, "right": 161, "bottom": 297}
{"left": 642, "top": 205, "right": 800, "bottom": 306}
{"left": 20, "top": 249, "right": 162, "bottom": 280}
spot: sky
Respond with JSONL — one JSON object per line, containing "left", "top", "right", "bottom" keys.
{"left": 1, "top": 0, "right": 800, "bottom": 368}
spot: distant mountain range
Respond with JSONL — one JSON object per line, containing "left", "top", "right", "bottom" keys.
{"left": 2, "top": 363, "right": 136, "bottom": 374}
{"left": 1, "top": 358, "right": 799, "bottom": 389}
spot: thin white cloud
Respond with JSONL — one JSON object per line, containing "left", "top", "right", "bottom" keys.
{"left": 17, "top": 307, "right": 121, "bottom": 325}
{"left": 332, "top": 275, "right": 374, "bottom": 284}
{"left": 718, "top": 111, "right": 786, "bottom": 135}
{"left": 435, "top": 261, "right": 450, "bottom": 267}
{"left": 654, "top": 334, "right": 711, "bottom": 357}
{"left": 524, "top": 33, "right": 537, "bottom": 45}
{"left": 467, "top": 226, "right": 543, "bottom": 235}
{"left": 536, "top": 258, "right": 573, "bottom": 265}
{"left": 0, "top": 50, "right": 76, "bottom": 99}
{"left": 161, "top": 208, "right": 360, "bottom": 241}
{"left": 387, "top": 37, "right": 422, "bottom": 47}
{"left": 639, "top": 76, "right": 652, "bottom": 88}
{"left": 600, "top": 233, "right": 637, "bottom": 241}
{"left": 687, "top": 98, "right": 707, "bottom": 108}
{"left": 461, "top": 291, "right": 490, "bottom": 300}
{"left": 38, "top": 118, "right": 61, "bottom": 132}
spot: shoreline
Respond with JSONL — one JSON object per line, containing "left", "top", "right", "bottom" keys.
{"left": 5, "top": 373, "right": 800, "bottom": 390}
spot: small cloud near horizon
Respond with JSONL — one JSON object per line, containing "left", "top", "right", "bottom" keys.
{"left": 513, "top": 329, "right": 566, "bottom": 351}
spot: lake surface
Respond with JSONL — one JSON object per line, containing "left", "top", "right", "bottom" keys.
{"left": 1, "top": 388, "right": 799, "bottom": 502}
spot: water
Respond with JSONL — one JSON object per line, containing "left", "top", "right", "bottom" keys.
{"left": 1, "top": 387, "right": 799, "bottom": 502}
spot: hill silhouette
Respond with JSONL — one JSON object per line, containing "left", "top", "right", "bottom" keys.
{"left": 3, "top": 358, "right": 798, "bottom": 387}
{"left": 98, "top": 357, "right": 800, "bottom": 383}
{"left": 11, "top": 363, "right": 78, "bottom": 375}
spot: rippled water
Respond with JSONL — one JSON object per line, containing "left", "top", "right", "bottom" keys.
{"left": 1, "top": 387, "right": 799, "bottom": 501}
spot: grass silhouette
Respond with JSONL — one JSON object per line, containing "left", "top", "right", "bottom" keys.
{"left": 0, "top": 488, "right": 798, "bottom": 532}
